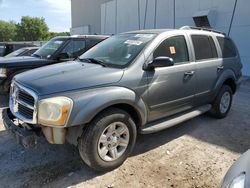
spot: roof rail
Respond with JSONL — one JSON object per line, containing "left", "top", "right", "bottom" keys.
{"left": 179, "top": 26, "right": 226, "bottom": 35}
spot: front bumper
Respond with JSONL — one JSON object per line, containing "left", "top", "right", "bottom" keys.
{"left": 3, "top": 108, "right": 67, "bottom": 146}
{"left": 0, "top": 78, "right": 9, "bottom": 94}
{"left": 2, "top": 108, "right": 38, "bottom": 148}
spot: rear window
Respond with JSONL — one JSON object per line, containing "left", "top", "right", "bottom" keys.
{"left": 217, "top": 37, "right": 237, "bottom": 58}
{"left": 191, "top": 35, "right": 218, "bottom": 61}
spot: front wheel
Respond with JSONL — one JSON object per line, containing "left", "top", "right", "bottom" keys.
{"left": 78, "top": 108, "right": 137, "bottom": 171}
{"left": 209, "top": 85, "right": 233, "bottom": 119}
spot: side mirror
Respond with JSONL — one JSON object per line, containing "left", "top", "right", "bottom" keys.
{"left": 146, "top": 57, "right": 174, "bottom": 70}
{"left": 57, "top": 53, "right": 70, "bottom": 61}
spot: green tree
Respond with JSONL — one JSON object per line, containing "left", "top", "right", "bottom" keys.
{"left": 16, "top": 16, "right": 49, "bottom": 41}
{"left": 0, "top": 20, "right": 16, "bottom": 42}
{"left": 49, "top": 32, "right": 70, "bottom": 39}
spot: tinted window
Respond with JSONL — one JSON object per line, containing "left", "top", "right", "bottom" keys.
{"left": 62, "top": 40, "right": 86, "bottom": 58}
{"left": 192, "top": 35, "right": 218, "bottom": 60}
{"left": 153, "top": 35, "right": 189, "bottom": 63}
{"left": 87, "top": 39, "right": 104, "bottom": 49}
{"left": 23, "top": 49, "right": 37, "bottom": 56}
{"left": 217, "top": 37, "right": 237, "bottom": 58}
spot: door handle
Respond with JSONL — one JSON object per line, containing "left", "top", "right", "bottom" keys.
{"left": 184, "top": 71, "right": 195, "bottom": 76}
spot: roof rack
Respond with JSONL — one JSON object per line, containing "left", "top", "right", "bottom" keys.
{"left": 179, "top": 26, "right": 226, "bottom": 36}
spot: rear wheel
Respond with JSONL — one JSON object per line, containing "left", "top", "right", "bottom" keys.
{"left": 209, "top": 85, "right": 233, "bottom": 119}
{"left": 78, "top": 108, "right": 137, "bottom": 171}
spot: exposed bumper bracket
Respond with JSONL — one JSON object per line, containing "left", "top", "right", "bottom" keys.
{"left": 2, "top": 109, "right": 38, "bottom": 148}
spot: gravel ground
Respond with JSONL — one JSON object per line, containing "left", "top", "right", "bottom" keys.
{"left": 0, "top": 80, "right": 250, "bottom": 188}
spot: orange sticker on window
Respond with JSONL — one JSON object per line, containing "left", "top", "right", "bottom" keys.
{"left": 169, "top": 46, "right": 176, "bottom": 54}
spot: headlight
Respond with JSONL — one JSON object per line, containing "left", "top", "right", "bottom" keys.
{"left": 226, "top": 172, "right": 245, "bottom": 188}
{"left": 38, "top": 97, "right": 73, "bottom": 126}
{"left": 0, "top": 68, "right": 7, "bottom": 77}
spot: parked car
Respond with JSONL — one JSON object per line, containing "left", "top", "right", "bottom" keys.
{"left": 0, "top": 35, "right": 108, "bottom": 94}
{"left": 3, "top": 26, "right": 242, "bottom": 171}
{"left": 220, "top": 149, "right": 250, "bottom": 188}
{"left": 0, "top": 42, "right": 38, "bottom": 57}
{"left": 4, "top": 47, "right": 40, "bottom": 58}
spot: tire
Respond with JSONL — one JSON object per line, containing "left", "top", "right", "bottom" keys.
{"left": 78, "top": 108, "right": 137, "bottom": 171}
{"left": 209, "top": 85, "right": 233, "bottom": 119}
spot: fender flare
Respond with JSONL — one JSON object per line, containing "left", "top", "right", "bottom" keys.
{"left": 213, "top": 69, "right": 236, "bottom": 95}
{"left": 67, "top": 86, "right": 148, "bottom": 127}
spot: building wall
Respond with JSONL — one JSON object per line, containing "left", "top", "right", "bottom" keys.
{"left": 71, "top": 0, "right": 250, "bottom": 75}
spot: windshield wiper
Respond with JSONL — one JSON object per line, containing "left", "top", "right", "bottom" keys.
{"left": 79, "top": 58, "right": 107, "bottom": 67}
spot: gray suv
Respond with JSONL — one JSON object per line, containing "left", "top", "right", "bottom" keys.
{"left": 3, "top": 26, "right": 242, "bottom": 171}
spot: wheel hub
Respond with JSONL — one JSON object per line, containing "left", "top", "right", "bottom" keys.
{"left": 220, "top": 91, "right": 231, "bottom": 114}
{"left": 97, "top": 122, "right": 130, "bottom": 162}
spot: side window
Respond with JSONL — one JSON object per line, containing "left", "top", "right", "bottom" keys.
{"left": 86, "top": 39, "right": 102, "bottom": 50}
{"left": 153, "top": 35, "right": 189, "bottom": 63}
{"left": 191, "top": 35, "right": 218, "bottom": 61}
{"left": 217, "top": 36, "right": 237, "bottom": 58}
{"left": 24, "top": 49, "right": 37, "bottom": 56}
{"left": 62, "top": 40, "right": 86, "bottom": 58}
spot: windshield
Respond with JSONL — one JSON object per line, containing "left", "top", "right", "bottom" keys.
{"left": 0, "top": 45, "right": 6, "bottom": 56}
{"left": 5, "top": 48, "right": 26, "bottom": 57}
{"left": 79, "top": 33, "right": 156, "bottom": 68}
{"left": 33, "top": 39, "right": 65, "bottom": 59}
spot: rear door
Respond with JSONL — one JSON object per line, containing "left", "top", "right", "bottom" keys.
{"left": 190, "top": 34, "right": 222, "bottom": 105}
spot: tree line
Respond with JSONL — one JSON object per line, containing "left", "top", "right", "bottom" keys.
{"left": 0, "top": 16, "right": 70, "bottom": 42}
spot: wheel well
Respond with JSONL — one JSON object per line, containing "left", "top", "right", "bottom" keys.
{"left": 98, "top": 104, "right": 142, "bottom": 127}
{"left": 223, "top": 78, "right": 236, "bottom": 94}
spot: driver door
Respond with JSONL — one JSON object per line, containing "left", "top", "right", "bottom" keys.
{"left": 145, "top": 35, "right": 197, "bottom": 121}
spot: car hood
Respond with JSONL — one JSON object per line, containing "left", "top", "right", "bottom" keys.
{"left": 15, "top": 61, "right": 124, "bottom": 96}
{"left": 0, "top": 56, "right": 50, "bottom": 68}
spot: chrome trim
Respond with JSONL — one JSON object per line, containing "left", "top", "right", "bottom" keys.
{"left": 9, "top": 81, "right": 38, "bottom": 124}
{"left": 16, "top": 99, "right": 35, "bottom": 110}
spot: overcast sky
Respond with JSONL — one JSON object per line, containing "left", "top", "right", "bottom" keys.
{"left": 0, "top": 0, "right": 71, "bottom": 32}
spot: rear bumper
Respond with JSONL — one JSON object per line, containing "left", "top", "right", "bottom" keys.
{"left": 2, "top": 108, "right": 38, "bottom": 148}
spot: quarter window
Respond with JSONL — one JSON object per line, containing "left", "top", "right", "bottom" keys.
{"left": 217, "top": 37, "right": 237, "bottom": 58}
{"left": 153, "top": 36, "right": 189, "bottom": 63}
{"left": 191, "top": 35, "right": 218, "bottom": 60}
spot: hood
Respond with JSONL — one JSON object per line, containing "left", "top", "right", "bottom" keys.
{"left": 0, "top": 56, "right": 50, "bottom": 68}
{"left": 15, "top": 61, "right": 124, "bottom": 95}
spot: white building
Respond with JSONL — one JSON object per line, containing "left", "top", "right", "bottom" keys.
{"left": 71, "top": 0, "right": 250, "bottom": 75}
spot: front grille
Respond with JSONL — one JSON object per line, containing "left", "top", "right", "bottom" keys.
{"left": 18, "top": 90, "right": 35, "bottom": 106}
{"left": 10, "top": 82, "right": 37, "bottom": 124}
{"left": 18, "top": 104, "right": 34, "bottom": 119}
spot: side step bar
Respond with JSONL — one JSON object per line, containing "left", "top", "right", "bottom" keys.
{"left": 140, "top": 104, "right": 212, "bottom": 134}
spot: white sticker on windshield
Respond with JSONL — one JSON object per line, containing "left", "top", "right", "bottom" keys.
{"left": 125, "top": 40, "right": 143, "bottom": 46}
{"left": 135, "top": 34, "right": 155, "bottom": 38}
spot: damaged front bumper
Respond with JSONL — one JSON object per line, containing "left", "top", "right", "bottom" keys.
{"left": 2, "top": 109, "right": 67, "bottom": 148}
{"left": 2, "top": 108, "right": 39, "bottom": 148}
